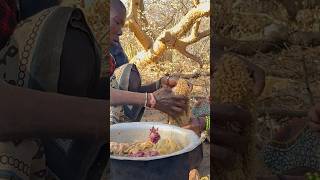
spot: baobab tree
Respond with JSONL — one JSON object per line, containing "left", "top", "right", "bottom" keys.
{"left": 125, "top": 0, "right": 210, "bottom": 69}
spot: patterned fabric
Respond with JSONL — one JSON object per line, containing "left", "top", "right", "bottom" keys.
{"left": 0, "top": 6, "right": 62, "bottom": 180}
{"left": 110, "top": 63, "right": 145, "bottom": 125}
{"left": 263, "top": 126, "right": 320, "bottom": 174}
{"left": 0, "top": 0, "right": 17, "bottom": 49}
{"left": 0, "top": 140, "right": 46, "bottom": 180}
{"left": 192, "top": 101, "right": 210, "bottom": 118}
{"left": 0, "top": 7, "right": 62, "bottom": 89}
{"left": 0, "top": 6, "right": 104, "bottom": 180}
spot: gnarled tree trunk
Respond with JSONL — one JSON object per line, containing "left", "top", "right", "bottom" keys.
{"left": 126, "top": 0, "right": 210, "bottom": 69}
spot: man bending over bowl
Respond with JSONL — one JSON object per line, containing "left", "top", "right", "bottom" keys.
{"left": 109, "top": 0, "right": 189, "bottom": 125}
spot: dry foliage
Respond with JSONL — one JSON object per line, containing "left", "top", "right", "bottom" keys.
{"left": 121, "top": 0, "right": 210, "bottom": 97}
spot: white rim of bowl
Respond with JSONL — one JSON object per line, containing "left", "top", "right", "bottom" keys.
{"left": 110, "top": 122, "right": 201, "bottom": 161}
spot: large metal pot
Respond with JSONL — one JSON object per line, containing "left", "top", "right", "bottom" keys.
{"left": 109, "top": 122, "right": 203, "bottom": 180}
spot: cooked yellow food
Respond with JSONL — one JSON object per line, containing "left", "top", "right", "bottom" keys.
{"left": 110, "top": 138, "right": 182, "bottom": 157}
{"left": 110, "top": 127, "right": 183, "bottom": 157}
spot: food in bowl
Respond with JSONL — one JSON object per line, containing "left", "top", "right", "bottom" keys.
{"left": 110, "top": 126, "right": 183, "bottom": 157}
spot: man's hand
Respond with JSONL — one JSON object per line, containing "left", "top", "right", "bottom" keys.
{"left": 182, "top": 117, "right": 205, "bottom": 136}
{"left": 308, "top": 103, "right": 320, "bottom": 132}
{"left": 160, "top": 75, "right": 179, "bottom": 88}
{"left": 153, "top": 87, "right": 188, "bottom": 118}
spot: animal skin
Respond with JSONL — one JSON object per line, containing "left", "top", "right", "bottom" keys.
{"left": 168, "top": 79, "right": 193, "bottom": 127}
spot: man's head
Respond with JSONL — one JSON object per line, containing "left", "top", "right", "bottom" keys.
{"left": 110, "top": 0, "right": 126, "bottom": 45}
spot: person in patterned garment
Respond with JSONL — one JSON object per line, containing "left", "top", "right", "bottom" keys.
{"left": 253, "top": 106, "right": 320, "bottom": 180}
{"left": 257, "top": 104, "right": 320, "bottom": 180}
{"left": 109, "top": 0, "right": 208, "bottom": 140}
{"left": 0, "top": 1, "right": 108, "bottom": 179}
{"left": 109, "top": 0, "right": 188, "bottom": 124}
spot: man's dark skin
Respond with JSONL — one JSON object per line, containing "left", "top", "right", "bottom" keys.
{"left": 0, "top": 80, "right": 106, "bottom": 140}
{"left": 0, "top": 0, "right": 187, "bottom": 140}
{"left": 109, "top": 0, "right": 188, "bottom": 118}
{"left": 0, "top": 2, "right": 187, "bottom": 179}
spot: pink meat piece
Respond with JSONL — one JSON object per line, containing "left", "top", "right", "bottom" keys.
{"left": 129, "top": 150, "right": 160, "bottom": 157}
{"left": 149, "top": 126, "right": 160, "bottom": 144}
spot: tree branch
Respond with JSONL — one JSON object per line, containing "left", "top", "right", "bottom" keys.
{"left": 176, "top": 47, "right": 203, "bottom": 67}
{"left": 130, "top": 2, "right": 210, "bottom": 68}
{"left": 126, "top": 0, "right": 153, "bottom": 50}
{"left": 172, "top": 72, "right": 210, "bottom": 79}
{"left": 170, "top": 2, "right": 210, "bottom": 37}
{"left": 162, "top": 12, "right": 176, "bottom": 30}
{"left": 182, "top": 29, "right": 210, "bottom": 44}
{"left": 193, "top": 0, "right": 200, "bottom": 6}
{"left": 191, "top": 0, "right": 200, "bottom": 37}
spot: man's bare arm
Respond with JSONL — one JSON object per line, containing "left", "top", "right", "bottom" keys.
{"left": 0, "top": 80, "right": 107, "bottom": 140}
{"left": 110, "top": 87, "right": 145, "bottom": 106}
